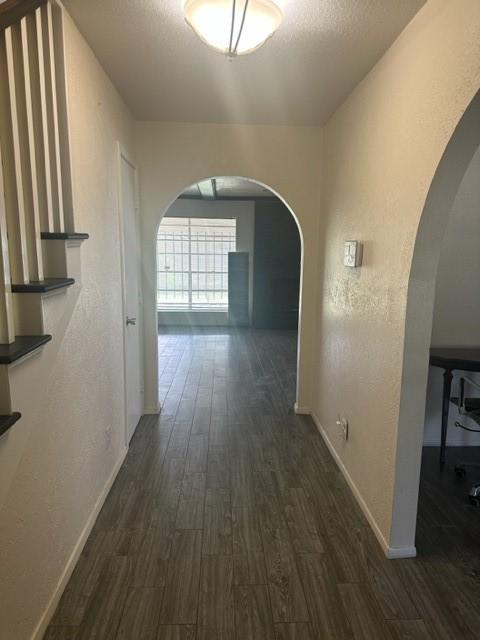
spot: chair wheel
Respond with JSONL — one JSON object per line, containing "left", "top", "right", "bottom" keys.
{"left": 455, "top": 466, "right": 467, "bottom": 479}
{"left": 470, "top": 496, "right": 480, "bottom": 507}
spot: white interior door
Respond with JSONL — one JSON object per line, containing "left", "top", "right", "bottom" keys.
{"left": 119, "top": 149, "right": 142, "bottom": 443}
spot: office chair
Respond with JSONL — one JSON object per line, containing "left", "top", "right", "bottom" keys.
{"left": 452, "top": 376, "right": 480, "bottom": 505}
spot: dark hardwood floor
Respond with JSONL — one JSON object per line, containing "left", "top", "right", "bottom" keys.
{"left": 45, "top": 328, "right": 480, "bottom": 639}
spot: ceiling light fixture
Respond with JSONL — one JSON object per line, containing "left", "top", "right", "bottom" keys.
{"left": 183, "top": 0, "right": 283, "bottom": 58}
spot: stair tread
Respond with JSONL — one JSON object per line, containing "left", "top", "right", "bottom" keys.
{"left": 0, "top": 412, "right": 21, "bottom": 437}
{"left": 0, "top": 335, "right": 52, "bottom": 364}
{"left": 41, "top": 231, "right": 89, "bottom": 240}
{"left": 11, "top": 277, "right": 75, "bottom": 293}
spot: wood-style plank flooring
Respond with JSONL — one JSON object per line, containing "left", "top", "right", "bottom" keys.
{"left": 45, "top": 328, "right": 480, "bottom": 639}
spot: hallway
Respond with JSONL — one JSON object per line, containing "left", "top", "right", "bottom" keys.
{"left": 45, "top": 329, "right": 480, "bottom": 639}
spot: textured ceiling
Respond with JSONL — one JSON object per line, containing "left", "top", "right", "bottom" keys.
{"left": 183, "top": 177, "right": 272, "bottom": 198}
{"left": 63, "top": 0, "right": 425, "bottom": 125}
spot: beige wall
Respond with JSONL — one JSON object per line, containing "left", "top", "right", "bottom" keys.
{"left": 0, "top": 11, "right": 134, "bottom": 639}
{"left": 135, "top": 122, "right": 322, "bottom": 415}
{"left": 315, "top": 0, "right": 480, "bottom": 556}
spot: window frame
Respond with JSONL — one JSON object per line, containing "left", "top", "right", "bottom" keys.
{"left": 156, "top": 216, "right": 236, "bottom": 312}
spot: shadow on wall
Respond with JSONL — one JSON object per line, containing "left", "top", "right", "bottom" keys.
{"left": 252, "top": 198, "right": 301, "bottom": 330}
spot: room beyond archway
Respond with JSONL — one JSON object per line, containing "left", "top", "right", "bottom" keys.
{"left": 392, "top": 91, "right": 480, "bottom": 552}
{"left": 155, "top": 176, "right": 303, "bottom": 416}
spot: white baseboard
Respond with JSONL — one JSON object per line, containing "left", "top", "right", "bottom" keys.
{"left": 294, "top": 402, "right": 310, "bottom": 415}
{"left": 144, "top": 403, "right": 160, "bottom": 415}
{"left": 158, "top": 310, "right": 228, "bottom": 327}
{"left": 31, "top": 448, "right": 128, "bottom": 640}
{"left": 310, "top": 411, "right": 417, "bottom": 560}
{"left": 386, "top": 545, "right": 417, "bottom": 559}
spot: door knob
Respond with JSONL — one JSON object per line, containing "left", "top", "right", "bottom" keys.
{"left": 126, "top": 317, "right": 136, "bottom": 326}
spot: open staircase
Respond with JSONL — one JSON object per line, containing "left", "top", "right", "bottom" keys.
{"left": 0, "top": 0, "right": 88, "bottom": 437}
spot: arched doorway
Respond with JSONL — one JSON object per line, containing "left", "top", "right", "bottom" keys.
{"left": 135, "top": 126, "right": 321, "bottom": 425}
{"left": 391, "top": 91, "right": 480, "bottom": 551}
{"left": 153, "top": 176, "right": 305, "bottom": 413}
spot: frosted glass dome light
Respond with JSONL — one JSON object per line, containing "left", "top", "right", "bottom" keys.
{"left": 184, "top": 0, "right": 283, "bottom": 57}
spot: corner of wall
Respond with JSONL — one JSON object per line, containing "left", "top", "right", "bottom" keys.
{"left": 310, "top": 410, "right": 416, "bottom": 559}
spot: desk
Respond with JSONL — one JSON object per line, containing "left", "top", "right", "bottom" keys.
{"left": 430, "top": 347, "right": 480, "bottom": 467}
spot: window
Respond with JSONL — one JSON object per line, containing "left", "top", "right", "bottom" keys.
{"left": 157, "top": 216, "right": 236, "bottom": 311}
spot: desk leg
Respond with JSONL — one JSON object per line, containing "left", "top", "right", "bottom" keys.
{"left": 440, "top": 369, "right": 453, "bottom": 469}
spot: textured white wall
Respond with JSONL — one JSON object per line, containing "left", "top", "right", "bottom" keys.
{"left": 135, "top": 122, "right": 322, "bottom": 414}
{"left": 424, "top": 145, "right": 480, "bottom": 446}
{"left": 0, "top": 11, "right": 134, "bottom": 639}
{"left": 315, "top": 0, "right": 480, "bottom": 555}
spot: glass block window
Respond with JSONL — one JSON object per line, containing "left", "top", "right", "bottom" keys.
{"left": 157, "top": 216, "right": 236, "bottom": 311}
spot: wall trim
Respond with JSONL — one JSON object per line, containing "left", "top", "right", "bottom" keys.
{"left": 294, "top": 403, "right": 310, "bottom": 415}
{"left": 144, "top": 403, "right": 161, "bottom": 415}
{"left": 310, "top": 411, "right": 417, "bottom": 560}
{"left": 157, "top": 311, "right": 229, "bottom": 328}
{"left": 31, "top": 448, "right": 128, "bottom": 640}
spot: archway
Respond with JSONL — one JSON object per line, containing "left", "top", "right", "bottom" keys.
{"left": 150, "top": 175, "right": 306, "bottom": 414}
{"left": 391, "top": 91, "right": 480, "bottom": 551}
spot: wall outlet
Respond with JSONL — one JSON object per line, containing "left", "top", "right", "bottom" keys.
{"left": 336, "top": 417, "right": 349, "bottom": 441}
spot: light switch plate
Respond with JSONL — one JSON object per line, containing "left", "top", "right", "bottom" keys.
{"left": 344, "top": 240, "right": 363, "bottom": 267}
